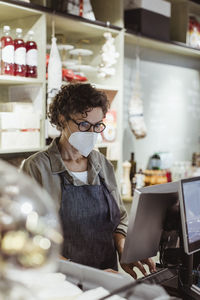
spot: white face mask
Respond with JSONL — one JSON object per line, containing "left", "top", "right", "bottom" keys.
{"left": 68, "top": 131, "right": 98, "bottom": 157}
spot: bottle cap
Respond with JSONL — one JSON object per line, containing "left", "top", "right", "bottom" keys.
{"left": 28, "top": 30, "right": 34, "bottom": 35}
{"left": 3, "top": 25, "right": 10, "bottom": 31}
{"left": 16, "top": 28, "right": 22, "bottom": 33}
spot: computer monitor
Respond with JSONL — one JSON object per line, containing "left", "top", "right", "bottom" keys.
{"left": 179, "top": 176, "right": 200, "bottom": 255}
{"left": 121, "top": 181, "right": 179, "bottom": 264}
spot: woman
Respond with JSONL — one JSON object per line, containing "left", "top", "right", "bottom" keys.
{"left": 22, "top": 83, "right": 155, "bottom": 278}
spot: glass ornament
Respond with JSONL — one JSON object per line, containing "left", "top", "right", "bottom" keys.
{"left": 0, "top": 159, "right": 63, "bottom": 298}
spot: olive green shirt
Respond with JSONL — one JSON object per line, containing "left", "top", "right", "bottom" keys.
{"left": 21, "top": 138, "right": 128, "bottom": 236}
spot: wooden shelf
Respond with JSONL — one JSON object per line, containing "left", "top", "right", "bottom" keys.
{"left": 46, "top": 14, "right": 120, "bottom": 43}
{"left": 1, "top": 0, "right": 122, "bottom": 31}
{"left": 61, "top": 81, "right": 119, "bottom": 91}
{"left": 0, "top": 75, "right": 43, "bottom": 85}
{"left": 0, "top": 147, "right": 44, "bottom": 155}
{"left": 125, "top": 32, "right": 200, "bottom": 58}
{"left": 0, "top": 0, "right": 43, "bottom": 21}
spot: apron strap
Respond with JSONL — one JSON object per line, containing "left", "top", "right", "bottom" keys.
{"left": 59, "top": 171, "right": 73, "bottom": 186}
{"left": 99, "top": 176, "right": 119, "bottom": 224}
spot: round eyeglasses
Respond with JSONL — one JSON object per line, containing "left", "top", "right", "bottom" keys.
{"left": 70, "top": 118, "right": 106, "bottom": 133}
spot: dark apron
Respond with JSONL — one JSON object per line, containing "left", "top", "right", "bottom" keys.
{"left": 59, "top": 173, "right": 120, "bottom": 270}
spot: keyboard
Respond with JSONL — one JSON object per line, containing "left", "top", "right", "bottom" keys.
{"left": 140, "top": 268, "right": 178, "bottom": 285}
{"left": 191, "top": 284, "right": 200, "bottom": 295}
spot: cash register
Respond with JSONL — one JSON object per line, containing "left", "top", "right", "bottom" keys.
{"left": 120, "top": 177, "right": 200, "bottom": 300}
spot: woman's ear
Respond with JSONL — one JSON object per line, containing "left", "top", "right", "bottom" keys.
{"left": 58, "top": 114, "right": 66, "bottom": 129}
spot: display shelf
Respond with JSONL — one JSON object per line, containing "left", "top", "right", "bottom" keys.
{"left": 0, "top": 75, "right": 43, "bottom": 85}
{"left": 0, "top": 0, "right": 42, "bottom": 20}
{"left": 0, "top": 1, "right": 46, "bottom": 82}
{"left": 61, "top": 81, "right": 119, "bottom": 92}
{"left": 0, "top": 1, "right": 46, "bottom": 154}
{"left": 125, "top": 31, "right": 200, "bottom": 58}
{"left": 166, "top": 0, "right": 200, "bottom": 45}
{"left": 46, "top": 13, "right": 120, "bottom": 44}
{"left": 0, "top": 0, "right": 123, "bottom": 30}
{"left": 0, "top": 147, "right": 44, "bottom": 155}
{"left": 92, "top": 83, "right": 119, "bottom": 91}
{"left": 0, "top": 0, "right": 123, "bottom": 184}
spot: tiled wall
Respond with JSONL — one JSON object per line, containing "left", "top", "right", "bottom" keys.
{"left": 124, "top": 44, "right": 200, "bottom": 170}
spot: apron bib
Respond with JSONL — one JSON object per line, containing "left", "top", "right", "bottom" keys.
{"left": 59, "top": 173, "right": 120, "bottom": 270}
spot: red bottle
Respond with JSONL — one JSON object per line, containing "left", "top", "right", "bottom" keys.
{"left": 1, "top": 25, "right": 14, "bottom": 76}
{"left": 14, "top": 28, "right": 26, "bottom": 77}
{"left": 26, "top": 30, "right": 38, "bottom": 78}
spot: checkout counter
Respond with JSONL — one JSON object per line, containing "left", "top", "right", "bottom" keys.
{"left": 0, "top": 160, "right": 200, "bottom": 299}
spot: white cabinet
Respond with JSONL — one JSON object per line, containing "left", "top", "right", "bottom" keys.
{"left": 45, "top": 8, "right": 124, "bottom": 183}
{"left": 0, "top": 1, "right": 46, "bottom": 153}
{"left": 0, "top": 0, "right": 124, "bottom": 184}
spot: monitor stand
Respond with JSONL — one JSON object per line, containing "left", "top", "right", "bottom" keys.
{"left": 178, "top": 252, "right": 200, "bottom": 300}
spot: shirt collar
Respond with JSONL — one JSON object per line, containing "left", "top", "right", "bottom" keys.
{"left": 46, "top": 138, "right": 102, "bottom": 181}
{"left": 46, "top": 138, "right": 66, "bottom": 174}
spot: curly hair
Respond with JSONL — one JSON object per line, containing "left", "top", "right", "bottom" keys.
{"left": 48, "top": 83, "right": 109, "bottom": 130}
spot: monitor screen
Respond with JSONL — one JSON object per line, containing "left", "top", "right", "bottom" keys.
{"left": 179, "top": 177, "right": 200, "bottom": 255}
{"left": 121, "top": 181, "right": 179, "bottom": 264}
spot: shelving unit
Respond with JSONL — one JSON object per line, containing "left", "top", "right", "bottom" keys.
{"left": 45, "top": 6, "right": 124, "bottom": 184}
{"left": 167, "top": 0, "right": 200, "bottom": 44}
{"left": 0, "top": 147, "right": 42, "bottom": 155}
{"left": 125, "top": 31, "right": 200, "bottom": 58}
{"left": 0, "top": 1, "right": 46, "bottom": 153}
{"left": 0, "top": 75, "right": 43, "bottom": 84}
{"left": 1, "top": 0, "right": 200, "bottom": 189}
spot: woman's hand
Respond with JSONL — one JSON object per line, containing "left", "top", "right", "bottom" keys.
{"left": 120, "top": 258, "right": 156, "bottom": 279}
{"left": 59, "top": 255, "right": 69, "bottom": 261}
{"left": 113, "top": 232, "right": 156, "bottom": 279}
{"left": 104, "top": 269, "right": 119, "bottom": 274}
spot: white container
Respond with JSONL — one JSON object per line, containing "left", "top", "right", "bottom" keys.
{"left": 0, "top": 112, "right": 40, "bottom": 129}
{"left": 125, "top": 0, "right": 171, "bottom": 17}
{"left": 0, "top": 102, "right": 33, "bottom": 113}
{"left": 122, "top": 161, "right": 131, "bottom": 197}
{"left": 0, "top": 131, "right": 40, "bottom": 149}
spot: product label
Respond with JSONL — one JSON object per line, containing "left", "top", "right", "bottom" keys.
{"left": 15, "top": 47, "right": 26, "bottom": 65}
{"left": 2, "top": 45, "right": 14, "bottom": 63}
{"left": 0, "top": 43, "right": 1, "bottom": 73}
{"left": 26, "top": 49, "right": 38, "bottom": 66}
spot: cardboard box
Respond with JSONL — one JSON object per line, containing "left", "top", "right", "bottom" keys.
{"left": 0, "top": 102, "right": 34, "bottom": 113}
{"left": 124, "top": 0, "right": 171, "bottom": 41}
{"left": 0, "top": 112, "right": 41, "bottom": 130}
{"left": 0, "top": 131, "right": 40, "bottom": 150}
{"left": 125, "top": 0, "right": 171, "bottom": 17}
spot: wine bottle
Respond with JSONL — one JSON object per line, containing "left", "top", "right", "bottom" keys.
{"left": 150, "top": 153, "right": 161, "bottom": 170}
{"left": 26, "top": 30, "right": 38, "bottom": 78}
{"left": 14, "top": 28, "right": 26, "bottom": 77}
{"left": 129, "top": 152, "right": 137, "bottom": 196}
{"left": 1, "top": 25, "right": 14, "bottom": 75}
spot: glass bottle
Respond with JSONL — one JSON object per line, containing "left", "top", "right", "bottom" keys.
{"left": 151, "top": 153, "right": 161, "bottom": 170}
{"left": 79, "top": 0, "right": 83, "bottom": 16}
{"left": 1, "top": 25, "right": 14, "bottom": 76}
{"left": 129, "top": 152, "right": 137, "bottom": 196}
{"left": 135, "top": 169, "right": 145, "bottom": 189}
{"left": 26, "top": 30, "right": 37, "bottom": 78}
{"left": 14, "top": 28, "right": 26, "bottom": 77}
{"left": 122, "top": 161, "right": 131, "bottom": 198}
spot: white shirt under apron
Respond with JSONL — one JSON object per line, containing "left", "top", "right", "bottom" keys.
{"left": 71, "top": 171, "right": 88, "bottom": 184}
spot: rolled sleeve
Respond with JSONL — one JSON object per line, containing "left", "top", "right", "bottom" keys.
{"left": 111, "top": 188, "right": 128, "bottom": 236}
{"left": 21, "top": 158, "right": 43, "bottom": 186}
